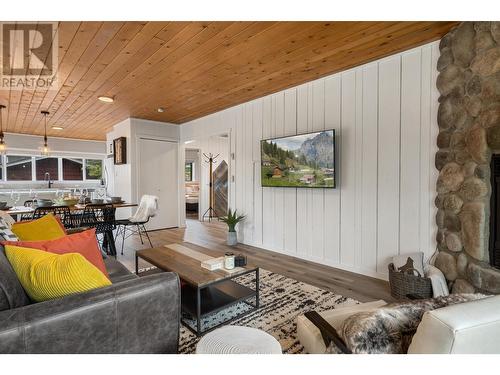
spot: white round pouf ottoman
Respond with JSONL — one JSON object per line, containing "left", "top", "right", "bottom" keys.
{"left": 196, "top": 326, "right": 282, "bottom": 354}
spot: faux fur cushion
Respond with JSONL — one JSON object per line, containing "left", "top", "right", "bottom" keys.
{"left": 327, "top": 294, "right": 487, "bottom": 354}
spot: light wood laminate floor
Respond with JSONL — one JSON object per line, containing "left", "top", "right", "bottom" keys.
{"left": 115, "top": 219, "right": 394, "bottom": 303}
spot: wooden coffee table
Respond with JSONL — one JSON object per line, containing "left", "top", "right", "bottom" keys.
{"left": 136, "top": 243, "right": 260, "bottom": 336}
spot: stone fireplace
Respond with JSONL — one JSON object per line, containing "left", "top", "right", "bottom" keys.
{"left": 435, "top": 21, "right": 500, "bottom": 294}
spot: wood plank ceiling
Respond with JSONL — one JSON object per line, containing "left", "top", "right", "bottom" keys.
{"left": 0, "top": 21, "right": 458, "bottom": 140}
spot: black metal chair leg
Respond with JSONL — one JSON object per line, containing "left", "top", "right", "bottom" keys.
{"left": 120, "top": 225, "right": 126, "bottom": 255}
{"left": 142, "top": 224, "right": 153, "bottom": 248}
{"left": 137, "top": 224, "right": 144, "bottom": 244}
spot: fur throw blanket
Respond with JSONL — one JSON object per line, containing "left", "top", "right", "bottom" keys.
{"left": 327, "top": 294, "right": 487, "bottom": 354}
{"left": 129, "top": 195, "right": 158, "bottom": 223}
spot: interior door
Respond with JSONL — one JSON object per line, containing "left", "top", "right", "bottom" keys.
{"left": 138, "top": 138, "right": 178, "bottom": 230}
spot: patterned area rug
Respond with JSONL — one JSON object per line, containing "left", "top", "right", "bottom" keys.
{"left": 176, "top": 269, "right": 359, "bottom": 354}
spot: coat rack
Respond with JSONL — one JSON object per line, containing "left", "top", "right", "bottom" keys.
{"left": 202, "top": 152, "right": 220, "bottom": 222}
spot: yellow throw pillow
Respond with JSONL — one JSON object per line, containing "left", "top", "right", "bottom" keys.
{"left": 11, "top": 213, "right": 66, "bottom": 241}
{"left": 5, "top": 245, "right": 111, "bottom": 302}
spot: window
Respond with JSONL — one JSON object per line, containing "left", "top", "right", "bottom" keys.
{"left": 85, "top": 159, "right": 103, "bottom": 180}
{"left": 185, "top": 162, "right": 193, "bottom": 182}
{"left": 35, "top": 157, "right": 59, "bottom": 181}
{"left": 0, "top": 156, "right": 105, "bottom": 182}
{"left": 6, "top": 156, "right": 32, "bottom": 181}
{"left": 62, "top": 158, "right": 83, "bottom": 180}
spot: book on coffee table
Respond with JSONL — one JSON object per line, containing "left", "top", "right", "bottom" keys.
{"left": 201, "top": 257, "right": 224, "bottom": 271}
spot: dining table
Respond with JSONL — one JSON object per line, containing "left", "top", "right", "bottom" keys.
{"left": 4, "top": 202, "right": 138, "bottom": 257}
{"left": 4, "top": 202, "right": 137, "bottom": 218}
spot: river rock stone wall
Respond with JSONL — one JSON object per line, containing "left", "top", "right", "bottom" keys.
{"left": 435, "top": 21, "right": 500, "bottom": 294}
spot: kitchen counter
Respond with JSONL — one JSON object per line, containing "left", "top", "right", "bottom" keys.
{"left": 0, "top": 186, "right": 105, "bottom": 206}
{"left": 0, "top": 188, "right": 97, "bottom": 194}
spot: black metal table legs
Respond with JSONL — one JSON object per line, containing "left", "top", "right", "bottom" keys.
{"left": 182, "top": 268, "right": 260, "bottom": 337}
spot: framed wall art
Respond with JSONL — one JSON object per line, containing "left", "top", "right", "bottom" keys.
{"left": 113, "top": 137, "right": 127, "bottom": 165}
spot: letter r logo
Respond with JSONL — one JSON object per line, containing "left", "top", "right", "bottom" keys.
{"left": 1, "top": 23, "right": 56, "bottom": 76}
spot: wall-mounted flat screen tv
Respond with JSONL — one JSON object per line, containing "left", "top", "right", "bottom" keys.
{"left": 261, "top": 129, "right": 335, "bottom": 188}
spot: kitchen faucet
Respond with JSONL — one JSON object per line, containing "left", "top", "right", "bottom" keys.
{"left": 45, "top": 172, "right": 53, "bottom": 189}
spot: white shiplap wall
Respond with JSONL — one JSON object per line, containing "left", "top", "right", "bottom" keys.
{"left": 181, "top": 41, "right": 440, "bottom": 280}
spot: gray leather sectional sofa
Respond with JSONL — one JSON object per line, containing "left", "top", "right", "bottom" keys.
{"left": 0, "top": 246, "right": 180, "bottom": 353}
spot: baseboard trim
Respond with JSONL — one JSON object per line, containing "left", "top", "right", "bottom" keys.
{"left": 241, "top": 240, "right": 389, "bottom": 281}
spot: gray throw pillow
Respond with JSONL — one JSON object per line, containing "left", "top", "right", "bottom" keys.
{"left": 0, "top": 217, "right": 18, "bottom": 241}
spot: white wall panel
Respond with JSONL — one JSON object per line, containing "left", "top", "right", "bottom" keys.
{"left": 340, "top": 70, "right": 356, "bottom": 267}
{"left": 400, "top": 49, "right": 422, "bottom": 254}
{"left": 354, "top": 69, "right": 364, "bottom": 268}
{"left": 324, "top": 76, "right": 341, "bottom": 264}
{"left": 376, "top": 55, "right": 401, "bottom": 275}
{"left": 180, "top": 41, "right": 440, "bottom": 280}
{"left": 252, "top": 101, "right": 264, "bottom": 247}
{"left": 235, "top": 107, "right": 244, "bottom": 240}
{"left": 311, "top": 80, "right": 325, "bottom": 260}
{"left": 283, "top": 88, "right": 298, "bottom": 254}
{"left": 243, "top": 103, "right": 254, "bottom": 244}
{"left": 360, "top": 64, "right": 379, "bottom": 272}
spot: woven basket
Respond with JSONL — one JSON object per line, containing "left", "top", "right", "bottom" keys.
{"left": 388, "top": 263, "right": 433, "bottom": 300}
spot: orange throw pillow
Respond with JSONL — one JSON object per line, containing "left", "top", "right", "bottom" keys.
{"left": 2, "top": 228, "right": 108, "bottom": 278}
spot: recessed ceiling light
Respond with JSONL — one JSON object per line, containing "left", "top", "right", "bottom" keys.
{"left": 51, "top": 126, "right": 63, "bottom": 130}
{"left": 184, "top": 140, "right": 195, "bottom": 144}
{"left": 98, "top": 96, "right": 114, "bottom": 103}
{"left": 157, "top": 107, "right": 165, "bottom": 113}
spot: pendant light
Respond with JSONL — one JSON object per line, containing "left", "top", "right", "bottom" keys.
{"left": 0, "top": 104, "right": 6, "bottom": 154}
{"left": 41, "top": 110, "right": 50, "bottom": 156}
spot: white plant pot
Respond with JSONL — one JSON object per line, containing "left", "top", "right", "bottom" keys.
{"left": 227, "top": 231, "right": 238, "bottom": 246}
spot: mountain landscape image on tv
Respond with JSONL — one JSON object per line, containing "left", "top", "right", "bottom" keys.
{"left": 261, "top": 130, "right": 335, "bottom": 188}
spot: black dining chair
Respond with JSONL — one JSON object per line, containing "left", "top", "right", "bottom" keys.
{"left": 78, "top": 203, "right": 117, "bottom": 256}
{"left": 32, "top": 205, "right": 77, "bottom": 229}
{"left": 20, "top": 200, "right": 36, "bottom": 221}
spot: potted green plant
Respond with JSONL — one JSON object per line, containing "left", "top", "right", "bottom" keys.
{"left": 220, "top": 209, "right": 246, "bottom": 246}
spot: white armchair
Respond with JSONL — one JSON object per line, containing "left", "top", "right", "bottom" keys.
{"left": 408, "top": 295, "right": 500, "bottom": 353}
{"left": 297, "top": 295, "right": 500, "bottom": 354}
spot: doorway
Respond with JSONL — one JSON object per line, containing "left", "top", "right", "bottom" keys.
{"left": 185, "top": 148, "right": 201, "bottom": 219}
{"left": 200, "top": 133, "right": 230, "bottom": 221}
{"left": 183, "top": 132, "right": 231, "bottom": 223}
